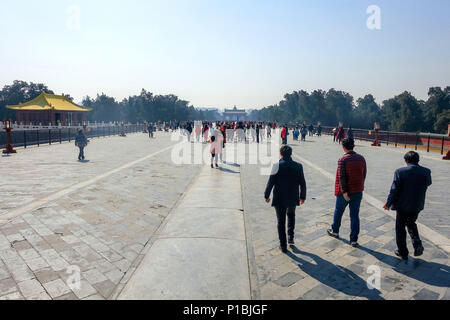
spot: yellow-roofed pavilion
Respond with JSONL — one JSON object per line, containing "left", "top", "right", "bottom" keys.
{"left": 6, "top": 91, "right": 92, "bottom": 126}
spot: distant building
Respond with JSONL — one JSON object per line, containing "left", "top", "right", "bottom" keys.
{"left": 200, "top": 107, "right": 219, "bottom": 112}
{"left": 223, "top": 106, "right": 247, "bottom": 121}
{"left": 6, "top": 92, "right": 91, "bottom": 126}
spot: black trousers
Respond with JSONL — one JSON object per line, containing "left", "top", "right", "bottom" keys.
{"left": 396, "top": 210, "right": 422, "bottom": 256}
{"left": 78, "top": 147, "right": 85, "bottom": 160}
{"left": 275, "top": 206, "right": 296, "bottom": 248}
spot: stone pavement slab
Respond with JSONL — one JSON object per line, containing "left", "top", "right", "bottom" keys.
{"left": 119, "top": 162, "right": 250, "bottom": 300}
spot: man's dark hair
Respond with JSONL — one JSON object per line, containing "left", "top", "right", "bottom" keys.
{"left": 280, "top": 145, "right": 292, "bottom": 158}
{"left": 211, "top": 136, "right": 216, "bottom": 142}
{"left": 404, "top": 151, "right": 420, "bottom": 164}
{"left": 342, "top": 138, "right": 355, "bottom": 150}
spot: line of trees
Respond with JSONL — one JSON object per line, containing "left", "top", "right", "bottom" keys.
{"left": 0, "top": 81, "right": 221, "bottom": 124}
{"left": 250, "top": 88, "right": 450, "bottom": 134}
{"left": 1, "top": 81, "right": 449, "bottom": 133}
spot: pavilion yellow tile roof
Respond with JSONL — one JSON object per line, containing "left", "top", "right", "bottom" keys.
{"left": 6, "top": 92, "right": 92, "bottom": 112}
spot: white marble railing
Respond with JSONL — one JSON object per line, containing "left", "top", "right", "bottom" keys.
{"left": 0, "top": 121, "right": 137, "bottom": 131}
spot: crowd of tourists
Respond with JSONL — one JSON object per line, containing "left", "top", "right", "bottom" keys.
{"left": 73, "top": 119, "right": 432, "bottom": 262}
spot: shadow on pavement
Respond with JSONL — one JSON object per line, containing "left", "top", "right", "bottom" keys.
{"left": 332, "top": 237, "right": 450, "bottom": 287}
{"left": 216, "top": 167, "right": 239, "bottom": 174}
{"left": 287, "top": 246, "right": 383, "bottom": 300}
{"left": 222, "top": 161, "right": 240, "bottom": 168}
{"left": 359, "top": 246, "right": 450, "bottom": 287}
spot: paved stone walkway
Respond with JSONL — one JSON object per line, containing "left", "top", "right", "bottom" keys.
{"left": 0, "top": 131, "right": 448, "bottom": 300}
{"left": 0, "top": 132, "right": 200, "bottom": 299}
{"left": 241, "top": 134, "right": 449, "bottom": 300}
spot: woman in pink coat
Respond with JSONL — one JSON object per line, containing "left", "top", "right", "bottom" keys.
{"left": 195, "top": 125, "right": 202, "bottom": 142}
{"left": 203, "top": 124, "right": 209, "bottom": 143}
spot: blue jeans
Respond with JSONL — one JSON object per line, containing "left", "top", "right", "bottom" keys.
{"left": 332, "top": 192, "right": 363, "bottom": 242}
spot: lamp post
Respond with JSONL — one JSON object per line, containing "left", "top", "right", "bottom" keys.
{"left": 3, "top": 119, "right": 17, "bottom": 154}
{"left": 372, "top": 122, "right": 381, "bottom": 147}
{"left": 120, "top": 121, "right": 126, "bottom": 137}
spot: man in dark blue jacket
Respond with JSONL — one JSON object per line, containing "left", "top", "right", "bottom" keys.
{"left": 384, "top": 151, "right": 432, "bottom": 260}
{"left": 265, "top": 145, "right": 307, "bottom": 253}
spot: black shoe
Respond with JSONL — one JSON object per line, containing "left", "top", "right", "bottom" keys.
{"left": 280, "top": 246, "right": 288, "bottom": 254}
{"left": 211, "top": 164, "right": 214, "bottom": 168}
{"left": 395, "top": 250, "right": 408, "bottom": 260}
{"left": 288, "top": 238, "right": 295, "bottom": 245}
{"left": 414, "top": 245, "right": 424, "bottom": 257}
{"left": 327, "top": 229, "right": 339, "bottom": 239}
{"left": 215, "top": 164, "right": 219, "bottom": 168}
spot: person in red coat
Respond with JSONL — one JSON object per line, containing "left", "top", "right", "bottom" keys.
{"left": 281, "top": 126, "right": 287, "bottom": 145}
{"left": 327, "top": 138, "right": 367, "bottom": 247}
{"left": 337, "top": 127, "right": 346, "bottom": 144}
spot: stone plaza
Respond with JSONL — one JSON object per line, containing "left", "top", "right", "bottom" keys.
{"left": 0, "top": 130, "right": 448, "bottom": 300}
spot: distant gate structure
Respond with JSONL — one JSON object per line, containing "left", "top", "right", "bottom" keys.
{"left": 223, "top": 106, "right": 247, "bottom": 121}
{"left": 6, "top": 91, "right": 92, "bottom": 126}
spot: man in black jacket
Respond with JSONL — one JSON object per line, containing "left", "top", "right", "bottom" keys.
{"left": 384, "top": 151, "right": 432, "bottom": 260}
{"left": 265, "top": 145, "right": 307, "bottom": 253}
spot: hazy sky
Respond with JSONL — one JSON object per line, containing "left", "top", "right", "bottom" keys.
{"left": 1, "top": 0, "right": 449, "bottom": 109}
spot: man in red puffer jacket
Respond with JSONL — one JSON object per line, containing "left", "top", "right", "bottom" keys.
{"left": 327, "top": 138, "right": 367, "bottom": 247}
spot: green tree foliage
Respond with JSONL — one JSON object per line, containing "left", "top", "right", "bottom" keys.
{"left": 252, "top": 89, "right": 353, "bottom": 127}
{"left": 381, "top": 91, "right": 423, "bottom": 132}
{"left": 353, "top": 94, "right": 382, "bottom": 129}
{"left": 252, "top": 88, "right": 448, "bottom": 133}
{"left": 422, "top": 87, "right": 450, "bottom": 132}
{"left": 82, "top": 88, "right": 220, "bottom": 123}
{"left": 434, "top": 109, "right": 450, "bottom": 134}
{"left": 83, "top": 93, "right": 123, "bottom": 123}
{"left": 325, "top": 89, "right": 354, "bottom": 126}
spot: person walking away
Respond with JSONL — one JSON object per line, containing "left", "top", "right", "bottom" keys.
{"left": 281, "top": 126, "right": 287, "bottom": 145}
{"left": 337, "top": 127, "right": 346, "bottom": 144}
{"left": 264, "top": 145, "right": 307, "bottom": 253}
{"left": 333, "top": 127, "right": 337, "bottom": 142}
{"left": 251, "top": 124, "right": 256, "bottom": 143}
{"left": 203, "top": 124, "right": 209, "bottom": 143}
{"left": 147, "top": 122, "right": 153, "bottom": 139}
{"left": 308, "top": 124, "right": 314, "bottom": 137}
{"left": 220, "top": 123, "right": 227, "bottom": 151}
{"left": 210, "top": 135, "right": 220, "bottom": 168}
{"left": 293, "top": 128, "right": 299, "bottom": 141}
{"left": 195, "top": 124, "right": 201, "bottom": 142}
{"left": 267, "top": 125, "right": 272, "bottom": 139}
{"left": 317, "top": 124, "right": 322, "bottom": 137}
{"left": 256, "top": 124, "right": 260, "bottom": 144}
{"left": 327, "top": 138, "right": 367, "bottom": 247}
{"left": 260, "top": 124, "right": 265, "bottom": 143}
{"left": 214, "top": 130, "right": 224, "bottom": 163}
{"left": 301, "top": 124, "right": 306, "bottom": 139}
{"left": 186, "top": 123, "right": 193, "bottom": 142}
{"left": 348, "top": 126, "right": 354, "bottom": 140}
{"left": 75, "top": 129, "right": 88, "bottom": 161}
{"left": 383, "top": 151, "right": 432, "bottom": 260}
